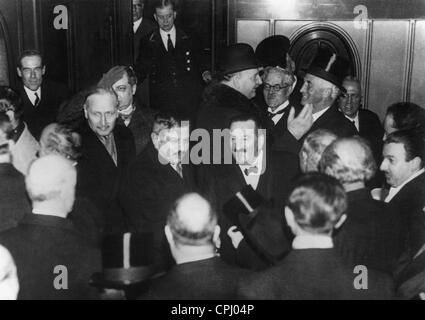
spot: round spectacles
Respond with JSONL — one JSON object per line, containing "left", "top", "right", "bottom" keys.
{"left": 263, "top": 83, "right": 291, "bottom": 91}
{"left": 340, "top": 93, "right": 361, "bottom": 101}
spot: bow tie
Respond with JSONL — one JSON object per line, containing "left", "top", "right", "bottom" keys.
{"left": 244, "top": 166, "right": 258, "bottom": 176}
{"left": 267, "top": 108, "right": 287, "bottom": 119}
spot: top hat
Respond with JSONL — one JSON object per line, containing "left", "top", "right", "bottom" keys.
{"left": 90, "top": 232, "right": 162, "bottom": 290}
{"left": 255, "top": 35, "right": 290, "bottom": 68}
{"left": 219, "top": 43, "right": 263, "bottom": 75}
{"left": 305, "top": 47, "right": 350, "bottom": 90}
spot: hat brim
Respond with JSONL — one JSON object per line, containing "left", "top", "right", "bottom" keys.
{"left": 89, "top": 266, "right": 163, "bottom": 290}
{"left": 221, "top": 61, "right": 264, "bottom": 75}
{"left": 304, "top": 67, "right": 347, "bottom": 92}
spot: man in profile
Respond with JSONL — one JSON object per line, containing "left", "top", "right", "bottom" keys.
{"left": 319, "top": 137, "right": 403, "bottom": 272}
{"left": 299, "top": 48, "right": 357, "bottom": 140}
{"left": 380, "top": 130, "right": 425, "bottom": 257}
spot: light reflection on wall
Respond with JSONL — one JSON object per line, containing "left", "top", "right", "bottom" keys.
{"left": 266, "top": 0, "right": 299, "bottom": 19}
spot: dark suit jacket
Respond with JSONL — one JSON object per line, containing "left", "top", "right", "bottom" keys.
{"left": 333, "top": 188, "right": 403, "bottom": 273}
{"left": 17, "top": 80, "right": 70, "bottom": 139}
{"left": 124, "top": 103, "right": 157, "bottom": 155}
{"left": 238, "top": 248, "right": 395, "bottom": 300}
{"left": 119, "top": 142, "right": 197, "bottom": 270}
{"left": 0, "top": 214, "right": 101, "bottom": 300}
{"left": 201, "top": 149, "right": 299, "bottom": 270}
{"left": 358, "top": 109, "right": 384, "bottom": 154}
{"left": 135, "top": 27, "right": 205, "bottom": 119}
{"left": 389, "top": 171, "right": 425, "bottom": 257}
{"left": 133, "top": 18, "right": 156, "bottom": 62}
{"left": 80, "top": 124, "right": 135, "bottom": 234}
{"left": 303, "top": 103, "right": 358, "bottom": 140}
{"left": 139, "top": 257, "right": 249, "bottom": 300}
{"left": 395, "top": 245, "right": 425, "bottom": 299}
{"left": 0, "top": 163, "right": 30, "bottom": 232}
{"left": 196, "top": 82, "right": 263, "bottom": 133}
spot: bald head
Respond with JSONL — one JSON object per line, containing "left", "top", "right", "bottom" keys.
{"left": 167, "top": 193, "right": 217, "bottom": 246}
{"left": 0, "top": 245, "right": 19, "bottom": 300}
{"left": 319, "top": 137, "right": 376, "bottom": 185}
{"left": 26, "top": 154, "right": 77, "bottom": 215}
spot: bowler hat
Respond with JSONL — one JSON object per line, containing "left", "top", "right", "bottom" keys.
{"left": 219, "top": 43, "right": 263, "bottom": 75}
{"left": 305, "top": 47, "right": 350, "bottom": 90}
{"left": 90, "top": 232, "right": 162, "bottom": 290}
{"left": 255, "top": 35, "right": 290, "bottom": 68}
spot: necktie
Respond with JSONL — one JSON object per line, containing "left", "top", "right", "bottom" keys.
{"left": 267, "top": 108, "right": 287, "bottom": 119}
{"left": 101, "top": 134, "right": 117, "bottom": 166}
{"left": 175, "top": 162, "right": 183, "bottom": 178}
{"left": 34, "top": 92, "right": 40, "bottom": 106}
{"left": 244, "top": 166, "right": 258, "bottom": 176}
{"left": 167, "top": 34, "right": 174, "bottom": 53}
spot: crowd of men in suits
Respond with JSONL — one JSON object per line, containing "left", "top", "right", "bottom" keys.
{"left": 0, "top": 0, "right": 424, "bottom": 300}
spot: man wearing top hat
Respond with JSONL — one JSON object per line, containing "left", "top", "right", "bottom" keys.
{"left": 196, "top": 43, "right": 263, "bottom": 134}
{"left": 298, "top": 47, "right": 357, "bottom": 140}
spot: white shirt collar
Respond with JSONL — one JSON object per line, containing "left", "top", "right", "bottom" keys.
{"left": 238, "top": 150, "right": 264, "bottom": 174}
{"left": 133, "top": 17, "right": 143, "bottom": 33}
{"left": 24, "top": 86, "right": 41, "bottom": 105}
{"left": 268, "top": 100, "right": 290, "bottom": 125}
{"left": 238, "top": 150, "right": 264, "bottom": 190}
{"left": 385, "top": 168, "right": 425, "bottom": 202}
{"left": 267, "top": 100, "right": 290, "bottom": 114}
{"left": 312, "top": 106, "right": 330, "bottom": 122}
{"left": 160, "top": 25, "right": 176, "bottom": 50}
{"left": 344, "top": 112, "right": 359, "bottom": 131}
{"left": 32, "top": 208, "right": 64, "bottom": 216}
{"left": 292, "top": 234, "right": 334, "bottom": 249}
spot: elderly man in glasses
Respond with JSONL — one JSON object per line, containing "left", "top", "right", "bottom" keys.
{"left": 262, "top": 66, "right": 299, "bottom": 144}
{"left": 338, "top": 76, "right": 384, "bottom": 167}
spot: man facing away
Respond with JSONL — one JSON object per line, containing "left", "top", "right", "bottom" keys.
{"left": 140, "top": 193, "right": 249, "bottom": 300}
{"left": 238, "top": 172, "right": 394, "bottom": 300}
{"left": 0, "top": 155, "right": 101, "bottom": 299}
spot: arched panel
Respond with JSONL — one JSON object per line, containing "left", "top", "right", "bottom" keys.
{"left": 288, "top": 22, "right": 361, "bottom": 81}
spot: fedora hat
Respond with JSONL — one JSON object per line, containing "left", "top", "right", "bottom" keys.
{"left": 305, "top": 47, "right": 350, "bottom": 90}
{"left": 255, "top": 35, "right": 290, "bottom": 68}
{"left": 219, "top": 43, "right": 263, "bottom": 75}
{"left": 90, "top": 232, "right": 162, "bottom": 290}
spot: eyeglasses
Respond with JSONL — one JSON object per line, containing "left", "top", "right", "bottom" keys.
{"left": 263, "top": 83, "right": 291, "bottom": 92}
{"left": 340, "top": 93, "right": 361, "bottom": 101}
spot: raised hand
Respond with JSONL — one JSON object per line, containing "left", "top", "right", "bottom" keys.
{"left": 287, "top": 104, "right": 313, "bottom": 140}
